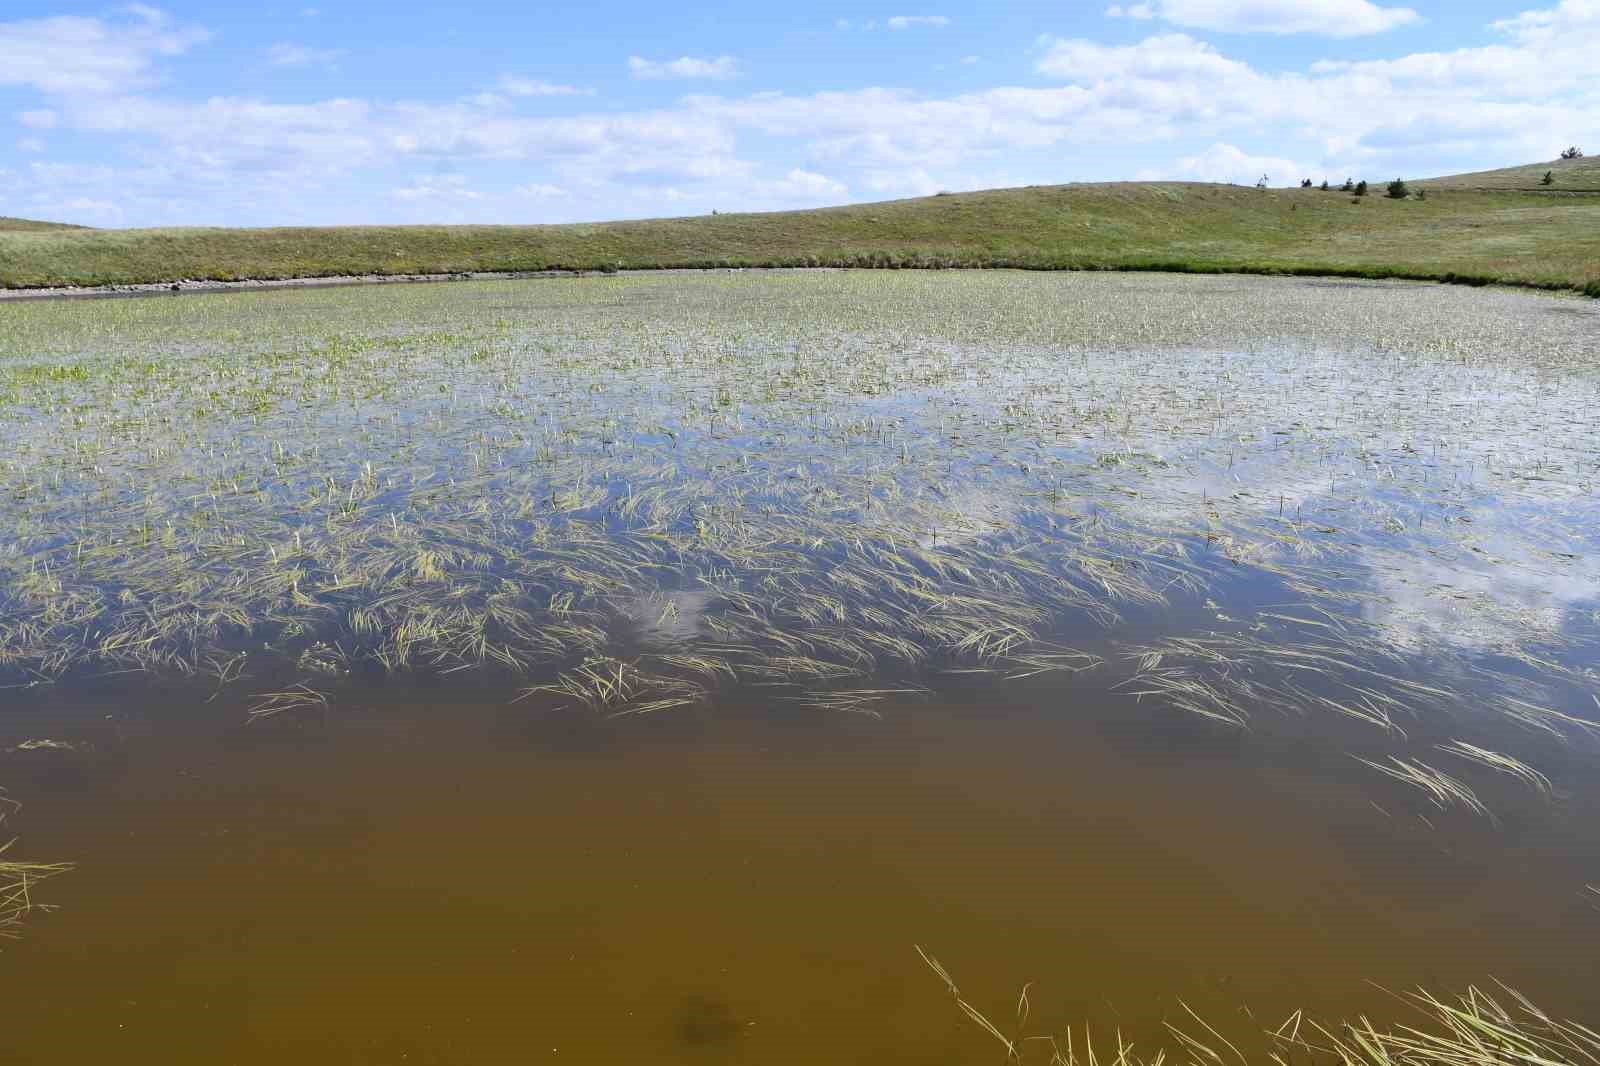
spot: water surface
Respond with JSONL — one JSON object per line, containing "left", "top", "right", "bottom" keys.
{"left": 2, "top": 272, "right": 1598, "bottom": 1063}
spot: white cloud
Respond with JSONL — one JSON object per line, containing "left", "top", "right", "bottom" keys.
{"left": 864, "top": 167, "right": 943, "bottom": 197}
{"left": 17, "top": 137, "right": 45, "bottom": 153}
{"left": 687, "top": 85, "right": 1139, "bottom": 171}
{"left": 628, "top": 55, "right": 739, "bottom": 80}
{"left": 265, "top": 42, "right": 345, "bottom": 69}
{"left": 0, "top": 6, "right": 208, "bottom": 95}
{"left": 1112, "top": 0, "right": 1420, "bottom": 36}
{"left": 498, "top": 75, "right": 591, "bottom": 97}
{"left": 1493, "top": 0, "right": 1589, "bottom": 40}
{"left": 19, "top": 193, "right": 122, "bottom": 223}
{"left": 392, "top": 174, "right": 482, "bottom": 201}
{"left": 702, "top": 5, "right": 1598, "bottom": 187}
{"left": 765, "top": 168, "right": 848, "bottom": 202}
{"left": 60, "top": 196, "right": 119, "bottom": 214}
{"left": 1037, "top": 32, "right": 1256, "bottom": 84}
{"left": 19, "top": 109, "right": 58, "bottom": 129}
{"left": 516, "top": 182, "right": 567, "bottom": 198}
{"left": 70, "top": 94, "right": 729, "bottom": 168}
{"left": 1309, "top": 2, "right": 1599, "bottom": 97}
{"left": 1168, "top": 142, "right": 1309, "bottom": 184}
{"left": 840, "top": 15, "right": 950, "bottom": 31}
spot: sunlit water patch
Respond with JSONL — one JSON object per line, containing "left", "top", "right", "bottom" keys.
{"left": 2, "top": 272, "right": 1598, "bottom": 1063}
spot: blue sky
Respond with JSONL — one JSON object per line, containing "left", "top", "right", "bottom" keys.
{"left": 1, "top": 1, "right": 1594, "bottom": 227}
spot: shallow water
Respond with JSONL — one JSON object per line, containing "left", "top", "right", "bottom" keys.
{"left": 2, "top": 272, "right": 1599, "bottom": 1063}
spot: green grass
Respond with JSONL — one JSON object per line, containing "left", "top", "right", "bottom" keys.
{"left": 3, "top": 176, "right": 1598, "bottom": 296}
{"left": 0, "top": 216, "right": 87, "bottom": 233}
{"left": 1418, "top": 153, "right": 1600, "bottom": 193}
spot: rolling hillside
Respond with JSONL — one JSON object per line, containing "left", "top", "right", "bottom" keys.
{"left": 1417, "top": 153, "right": 1600, "bottom": 192}
{"left": 0, "top": 216, "right": 89, "bottom": 233}
{"left": 3, "top": 168, "right": 1597, "bottom": 296}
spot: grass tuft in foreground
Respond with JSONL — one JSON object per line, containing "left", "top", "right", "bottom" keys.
{"left": 919, "top": 946, "right": 1600, "bottom": 1066}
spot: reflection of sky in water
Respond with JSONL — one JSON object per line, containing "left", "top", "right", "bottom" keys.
{"left": 621, "top": 589, "right": 717, "bottom": 644}
{"left": 1349, "top": 500, "right": 1599, "bottom": 653}
{"left": 935, "top": 343, "right": 1600, "bottom": 661}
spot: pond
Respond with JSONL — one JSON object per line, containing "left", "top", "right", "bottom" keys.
{"left": 1, "top": 271, "right": 1598, "bottom": 1064}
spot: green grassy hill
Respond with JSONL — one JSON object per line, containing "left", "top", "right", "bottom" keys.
{"left": 1417, "top": 154, "right": 1600, "bottom": 192}
{"left": 4, "top": 175, "right": 1598, "bottom": 296}
{"left": 0, "top": 216, "right": 89, "bottom": 233}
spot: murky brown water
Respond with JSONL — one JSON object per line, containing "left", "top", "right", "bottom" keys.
{"left": 3, "top": 669, "right": 1599, "bottom": 1065}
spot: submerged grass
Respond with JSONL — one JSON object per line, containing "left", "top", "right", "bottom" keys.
{"left": 919, "top": 948, "right": 1600, "bottom": 1066}
{"left": 0, "top": 797, "right": 69, "bottom": 940}
{"left": 0, "top": 271, "right": 1597, "bottom": 827}
{"left": 0, "top": 851, "right": 68, "bottom": 939}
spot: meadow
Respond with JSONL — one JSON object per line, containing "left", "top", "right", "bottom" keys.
{"left": 4, "top": 166, "right": 1600, "bottom": 297}
{"left": 1, "top": 270, "right": 1598, "bottom": 1063}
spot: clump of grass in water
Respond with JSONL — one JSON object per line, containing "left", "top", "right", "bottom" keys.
{"left": 917, "top": 946, "right": 1600, "bottom": 1066}
{"left": 0, "top": 802, "right": 71, "bottom": 940}
{"left": 1356, "top": 756, "right": 1494, "bottom": 821}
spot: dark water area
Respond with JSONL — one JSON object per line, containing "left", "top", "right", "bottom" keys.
{"left": 3, "top": 273, "right": 1600, "bottom": 1062}
{"left": 3, "top": 670, "right": 1600, "bottom": 1066}
{"left": 4, "top": 664, "right": 1600, "bottom": 1064}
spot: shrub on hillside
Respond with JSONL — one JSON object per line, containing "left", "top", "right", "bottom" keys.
{"left": 1541, "top": 170, "right": 1555, "bottom": 186}
{"left": 1301, "top": 178, "right": 1313, "bottom": 187}
{"left": 1560, "top": 146, "right": 1584, "bottom": 159}
{"left": 1320, "top": 180, "right": 1330, "bottom": 190}
{"left": 1341, "top": 178, "right": 1355, "bottom": 191}
{"left": 1354, "top": 180, "right": 1369, "bottom": 197}
{"left": 1387, "top": 178, "right": 1409, "bottom": 199}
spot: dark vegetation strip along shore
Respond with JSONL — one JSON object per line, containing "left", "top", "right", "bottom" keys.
{"left": 3, "top": 176, "right": 1599, "bottom": 297}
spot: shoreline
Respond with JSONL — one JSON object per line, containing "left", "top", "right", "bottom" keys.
{"left": 0, "top": 269, "right": 580, "bottom": 301}
{"left": 2, "top": 262, "right": 1596, "bottom": 302}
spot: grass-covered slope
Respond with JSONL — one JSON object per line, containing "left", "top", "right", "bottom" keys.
{"left": 0, "top": 216, "right": 89, "bottom": 233}
{"left": 3, "top": 180, "right": 1598, "bottom": 295}
{"left": 1417, "top": 153, "right": 1600, "bottom": 192}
